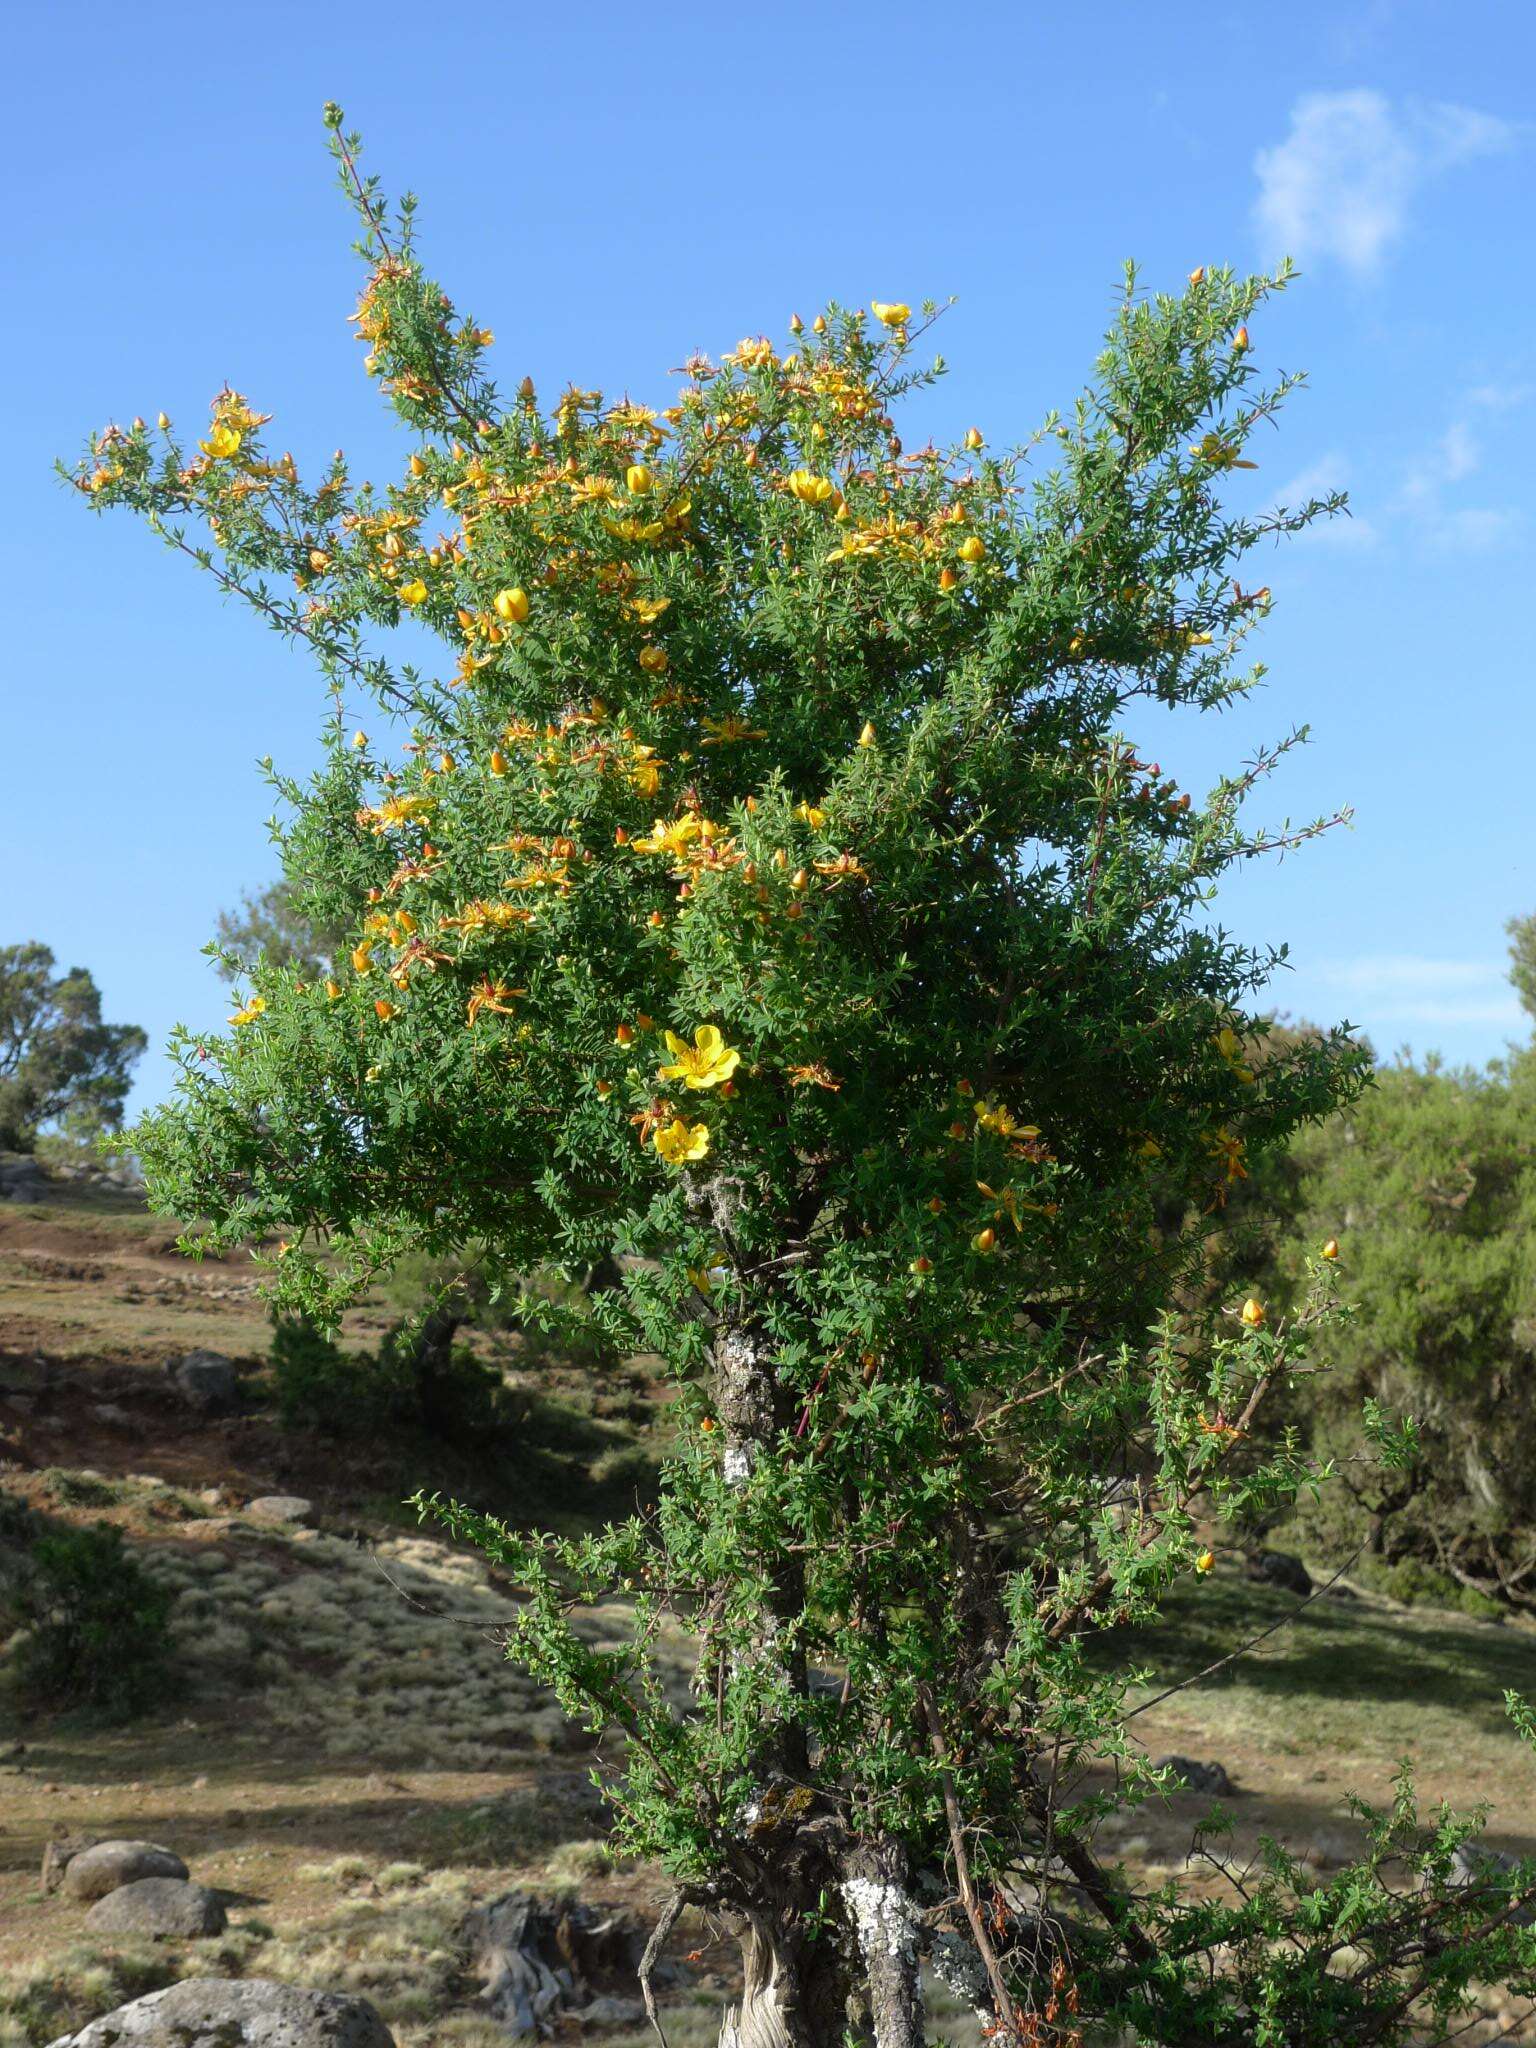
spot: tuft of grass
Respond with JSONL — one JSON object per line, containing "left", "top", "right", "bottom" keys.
{"left": 543, "top": 1837, "right": 613, "bottom": 1884}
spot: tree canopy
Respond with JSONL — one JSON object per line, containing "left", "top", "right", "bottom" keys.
{"left": 0, "top": 942, "right": 146, "bottom": 1154}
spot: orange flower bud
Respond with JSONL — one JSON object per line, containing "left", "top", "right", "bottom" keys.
{"left": 1322, "top": 1238, "right": 1340, "bottom": 1261}
{"left": 1240, "top": 1297, "right": 1265, "bottom": 1329}
{"left": 1195, "top": 1549, "right": 1215, "bottom": 1575}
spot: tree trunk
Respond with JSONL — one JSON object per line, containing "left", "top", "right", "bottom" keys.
{"left": 718, "top": 1907, "right": 855, "bottom": 2048}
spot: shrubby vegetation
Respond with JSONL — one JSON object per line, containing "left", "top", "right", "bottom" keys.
{"left": 0, "top": 1499, "right": 175, "bottom": 1721}
{"left": 73, "top": 111, "right": 1536, "bottom": 2048}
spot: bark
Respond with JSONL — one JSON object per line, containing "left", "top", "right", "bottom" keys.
{"left": 717, "top": 1907, "right": 851, "bottom": 2048}
{"left": 840, "top": 1841, "right": 925, "bottom": 2048}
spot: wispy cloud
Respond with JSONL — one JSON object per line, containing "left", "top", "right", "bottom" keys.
{"left": 1270, "top": 453, "right": 1377, "bottom": 546}
{"left": 1253, "top": 90, "right": 1519, "bottom": 277}
{"left": 1307, "top": 955, "right": 1524, "bottom": 1028}
{"left": 1393, "top": 393, "right": 1528, "bottom": 552}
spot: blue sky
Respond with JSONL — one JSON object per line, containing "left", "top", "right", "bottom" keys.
{"left": 6, "top": 0, "right": 1532, "bottom": 1117}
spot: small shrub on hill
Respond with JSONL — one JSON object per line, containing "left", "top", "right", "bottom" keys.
{"left": 0, "top": 1514, "right": 174, "bottom": 1720}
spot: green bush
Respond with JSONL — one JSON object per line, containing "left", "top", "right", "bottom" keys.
{"left": 1, "top": 1517, "right": 174, "bottom": 1720}
{"left": 1354, "top": 1554, "right": 1506, "bottom": 1622}
{"left": 270, "top": 1311, "right": 513, "bottom": 1443}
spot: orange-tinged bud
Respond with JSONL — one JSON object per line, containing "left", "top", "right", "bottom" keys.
{"left": 1188, "top": 265, "right": 1206, "bottom": 285}
{"left": 939, "top": 566, "right": 958, "bottom": 591}
{"left": 858, "top": 721, "right": 877, "bottom": 748}
{"left": 789, "top": 312, "right": 803, "bottom": 334}
{"left": 409, "top": 453, "right": 426, "bottom": 477}
{"left": 494, "top": 586, "right": 530, "bottom": 624}
{"left": 352, "top": 730, "right": 367, "bottom": 749}
{"left": 614, "top": 826, "right": 630, "bottom": 845}
{"left": 490, "top": 749, "right": 508, "bottom": 777}
{"left": 626, "top": 463, "right": 654, "bottom": 495}
{"left": 791, "top": 868, "right": 809, "bottom": 891}
{"left": 964, "top": 426, "right": 984, "bottom": 451}
{"left": 1322, "top": 1238, "right": 1340, "bottom": 1261}
{"left": 813, "top": 314, "right": 827, "bottom": 334}
{"left": 352, "top": 944, "right": 373, "bottom": 973}
{"left": 156, "top": 410, "right": 170, "bottom": 430}
{"left": 1195, "top": 1549, "right": 1215, "bottom": 1575}
{"left": 972, "top": 1227, "right": 997, "bottom": 1254}
{"left": 1234, "top": 325, "right": 1249, "bottom": 352}
{"left": 638, "top": 645, "right": 669, "bottom": 674}
{"left": 374, "top": 998, "right": 397, "bottom": 1021}
{"left": 635, "top": 1013, "right": 654, "bottom": 1030}
{"left": 957, "top": 534, "right": 986, "bottom": 564}
{"left": 699, "top": 1415, "right": 718, "bottom": 1432}
{"left": 437, "top": 752, "right": 455, "bottom": 774}
{"left": 927, "top": 1196, "right": 945, "bottom": 1214}
{"left": 325, "top": 979, "right": 342, "bottom": 1000}
{"left": 909, "top": 1255, "right": 933, "bottom": 1275}
{"left": 745, "top": 796, "right": 758, "bottom": 813}
{"left": 956, "top": 1078, "right": 974, "bottom": 1096}
{"left": 1240, "top": 1297, "right": 1266, "bottom": 1329}
{"left": 615, "top": 1023, "right": 634, "bottom": 1045}
{"left": 947, "top": 1121, "right": 968, "bottom": 1141}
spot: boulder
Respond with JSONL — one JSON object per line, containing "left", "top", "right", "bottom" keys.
{"left": 1247, "top": 1549, "right": 1313, "bottom": 1597}
{"left": 167, "top": 1349, "right": 239, "bottom": 1415}
{"left": 62, "top": 1839, "right": 189, "bottom": 1902}
{"left": 84, "top": 1877, "right": 226, "bottom": 1937}
{"left": 0, "top": 1154, "right": 49, "bottom": 1202}
{"left": 245, "top": 1495, "right": 315, "bottom": 1526}
{"left": 45, "top": 1980, "right": 395, "bottom": 2048}
{"left": 1156, "top": 1756, "right": 1234, "bottom": 1798}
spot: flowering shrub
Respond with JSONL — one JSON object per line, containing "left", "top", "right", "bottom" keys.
{"left": 74, "top": 112, "right": 1536, "bottom": 2048}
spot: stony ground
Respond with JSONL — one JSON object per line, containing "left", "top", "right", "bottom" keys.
{"left": 3, "top": 1167, "right": 1536, "bottom": 2045}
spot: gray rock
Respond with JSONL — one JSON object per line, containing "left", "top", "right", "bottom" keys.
{"left": 0, "top": 1154, "right": 49, "bottom": 1202}
{"left": 245, "top": 1495, "right": 315, "bottom": 1526}
{"left": 1156, "top": 1755, "right": 1234, "bottom": 1798}
{"left": 167, "top": 1349, "right": 239, "bottom": 1414}
{"left": 576, "top": 1995, "right": 647, "bottom": 2028}
{"left": 1247, "top": 1549, "right": 1313, "bottom": 1597}
{"left": 84, "top": 1877, "right": 226, "bottom": 1937}
{"left": 62, "top": 1839, "right": 189, "bottom": 1902}
{"left": 45, "top": 1979, "right": 396, "bottom": 2048}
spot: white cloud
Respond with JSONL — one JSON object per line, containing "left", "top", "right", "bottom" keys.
{"left": 1307, "top": 955, "right": 1524, "bottom": 1028}
{"left": 1393, "top": 396, "right": 1527, "bottom": 551}
{"left": 1253, "top": 90, "right": 1518, "bottom": 277}
{"left": 1271, "top": 453, "right": 1377, "bottom": 545}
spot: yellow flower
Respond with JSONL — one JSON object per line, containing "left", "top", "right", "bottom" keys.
{"left": 857, "top": 721, "right": 877, "bottom": 748}
{"left": 653, "top": 1116, "right": 711, "bottom": 1166}
{"left": 398, "top": 579, "right": 428, "bottom": 606}
{"left": 228, "top": 995, "right": 266, "bottom": 1027}
{"left": 1195, "top": 1549, "right": 1215, "bottom": 1576}
{"left": 628, "top": 595, "right": 671, "bottom": 625}
{"left": 788, "top": 469, "right": 839, "bottom": 507}
{"left": 964, "top": 426, "right": 984, "bottom": 451}
{"left": 325, "top": 980, "right": 342, "bottom": 1000}
{"left": 494, "top": 586, "right": 531, "bottom": 624}
{"left": 200, "top": 422, "right": 243, "bottom": 460}
{"left": 351, "top": 942, "right": 374, "bottom": 973}
{"left": 658, "top": 1024, "right": 741, "bottom": 1091}
{"left": 795, "top": 802, "right": 827, "bottom": 829}
{"left": 1189, "top": 433, "right": 1257, "bottom": 472}
{"left": 871, "top": 301, "right": 910, "bottom": 328}
{"left": 352, "top": 730, "right": 368, "bottom": 750}
{"left": 1240, "top": 1297, "right": 1266, "bottom": 1329}
{"left": 626, "top": 463, "right": 654, "bottom": 495}
{"left": 638, "top": 645, "right": 669, "bottom": 675}
{"left": 956, "top": 534, "right": 986, "bottom": 564}
{"left": 701, "top": 714, "right": 766, "bottom": 746}
{"left": 634, "top": 815, "right": 705, "bottom": 859}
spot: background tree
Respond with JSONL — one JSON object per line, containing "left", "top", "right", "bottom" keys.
{"left": 0, "top": 942, "right": 146, "bottom": 1154}
{"left": 74, "top": 116, "right": 1536, "bottom": 2047}
{"left": 213, "top": 877, "right": 348, "bottom": 986}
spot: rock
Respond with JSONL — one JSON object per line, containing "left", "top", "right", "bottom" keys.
{"left": 0, "top": 1153, "right": 49, "bottom": 1202}
{"left": 463, "top": 1891, "right": 654, "bottom": 2037}
{"left": 85, "top": 1877, "right": 226, "bottom": 1937}
{"left": 245, "top": 1494, "right": 315, "bottom": 1526}
{"left": 575, "top": 1995, "right": 647, "bottom": 2028}
{"left": 41, "top": 1832, "right": 98, "bottom": 1895}
{"left": 1445, "top": 1844, "right": 1536, "bottom": 1924}
{"left": 167, "top": 1349, "right": 239, "bottom": 1415}
{"left": 1247, "top": 1549, "right": 1313, "bottom": 1597}
{"left": 1156, "top": 1756, "right": 1234, "bottom": 1798}
{"left": 44, "top": 1979, "right": 396, "bottom": 2048}
{"left": 62, "top": 1839, "right": 189, "bottom": 1902}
